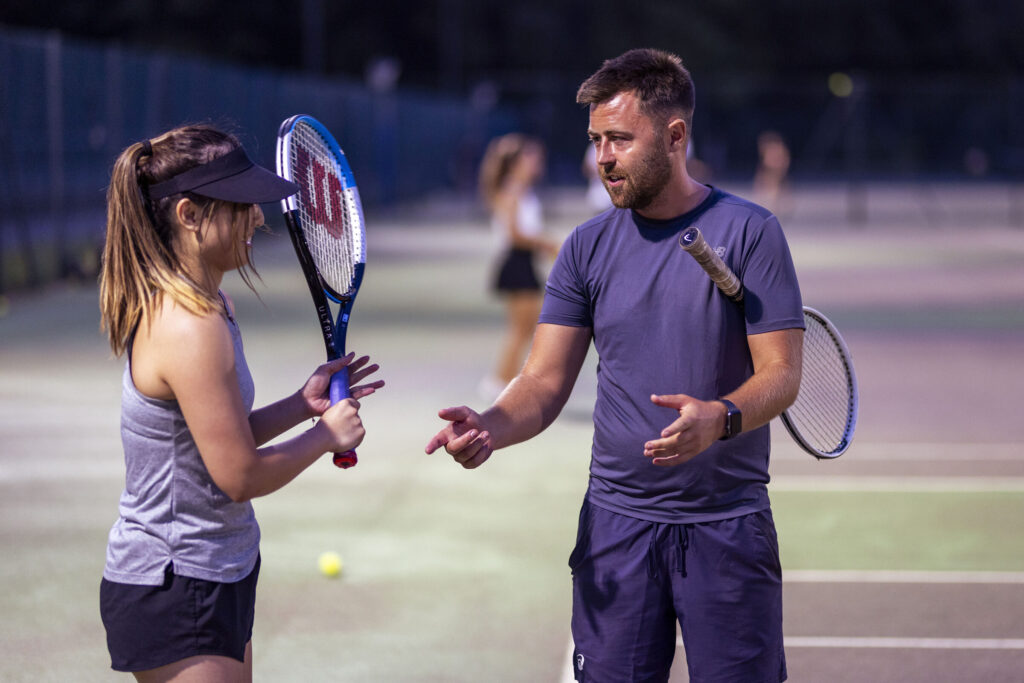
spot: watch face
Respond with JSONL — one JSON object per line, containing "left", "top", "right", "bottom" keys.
{"left": 726, "top": 410, "right": 740, "bottom": 436}
{"left": 719, "top": 399, "right": 741, "bottom": 439}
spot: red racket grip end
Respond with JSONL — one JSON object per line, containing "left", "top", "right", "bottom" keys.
{"left": 333, "top": 451, "right": 358, "bottom": 468}
{"left": 328, "top": 366, "right": 357, "bottom": 469}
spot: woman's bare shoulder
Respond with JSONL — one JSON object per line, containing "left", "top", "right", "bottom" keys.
{"left": 132, "top": 295, "right": 233, "bottom": 399}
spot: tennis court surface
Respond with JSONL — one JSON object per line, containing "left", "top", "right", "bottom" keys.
{"left": 1, "top": 182, "right": 1023, "bottom": 681}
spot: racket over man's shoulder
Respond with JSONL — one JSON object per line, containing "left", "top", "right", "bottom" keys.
{"left": 679, "top": 226, "right": 858, "bottom": 459}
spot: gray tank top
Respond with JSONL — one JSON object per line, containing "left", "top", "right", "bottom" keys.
{"left": 103, "top": 306, "right": 260, "bottom": 585}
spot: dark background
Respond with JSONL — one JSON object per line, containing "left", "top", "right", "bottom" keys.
{"left": 1, "top": 0, "right": 1023, "bottom": 289}
{"left": 3, "top": 0, "right": 1022, "bottom": 179}
{"left": 4, "top": 0, "right": 1021, "bottom": 91}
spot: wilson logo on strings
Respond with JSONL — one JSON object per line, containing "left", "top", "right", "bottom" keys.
{"left": 294, "top": 145, "right": 345, "bottom": 240}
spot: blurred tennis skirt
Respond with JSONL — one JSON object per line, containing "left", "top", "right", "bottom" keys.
{"left": 493, "top": 247, "right": 541, "bottom": 293}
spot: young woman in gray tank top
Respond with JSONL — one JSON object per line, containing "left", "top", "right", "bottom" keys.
{"left": 97, "top": 124, "right": 384, "bottom": 680}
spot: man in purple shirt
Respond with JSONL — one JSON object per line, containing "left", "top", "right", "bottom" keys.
{"left": 426, "top": 48, "right": 803, "bottom": 682}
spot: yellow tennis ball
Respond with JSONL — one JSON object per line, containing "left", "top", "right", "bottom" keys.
{"left": 318, "top": 551, "right": 343, "bottom": 578}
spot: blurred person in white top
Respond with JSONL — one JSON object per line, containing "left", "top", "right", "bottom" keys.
{"left": 478, "top": 133, "right": 559, "bottom": 400}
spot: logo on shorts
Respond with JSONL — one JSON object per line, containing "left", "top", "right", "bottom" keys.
{"left": 576, "top": 653, "right": 585, "bottom": 670}
{"left": 715, "top": 246, "right": 727, "bottom": 258}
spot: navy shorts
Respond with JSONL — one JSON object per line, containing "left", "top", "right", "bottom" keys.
{"left": 99, "top": 556, "right": 260, "bottom": 672}
{"left": 569, "top": 501, "right": 786, "bottom": 683}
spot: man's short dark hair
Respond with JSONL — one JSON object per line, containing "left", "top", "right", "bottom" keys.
{"left": 576, "top": 48, "right": 695, "bottom": 128}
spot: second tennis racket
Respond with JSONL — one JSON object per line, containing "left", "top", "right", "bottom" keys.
{"left": 276, "top": 114, "right": 367, "bottom": 468}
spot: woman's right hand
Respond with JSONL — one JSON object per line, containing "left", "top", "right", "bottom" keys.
{"left": 315, "top": 398, "right": 366, "bottom": 454}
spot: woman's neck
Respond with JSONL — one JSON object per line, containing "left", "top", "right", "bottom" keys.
{"left": 177, "top": 254, "right": 223, "bottom": 299}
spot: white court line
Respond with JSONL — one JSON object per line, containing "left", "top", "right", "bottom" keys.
{"left": 560, "top": 640, "right": 576, "bottom": 683}
{"left": 785, "top": 569, "right": 1024, "bottom": 584}
{"left": 771, "top": 442, "right": 1024, "bottom": 461}
{"left": 559, "top": 635, "right": 1024, "bottom": 683}
{"left": 784, "top": 636, "right": 1024, "bottom": 650}
{"left": 558, "top": 570, "right": 1024, "bottom": 682}
{"left": 768, "top": 475, "right": 1024, "bottom": 492}
{"left": 8, "top": 461, "right": 1024, "bottom": 492}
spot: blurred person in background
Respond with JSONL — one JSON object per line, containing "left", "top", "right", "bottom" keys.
{"left": 428, "top": 48, "right": 802, "bottom": 682}
{"left": 582, "top": 144, "right": 614, "bottom": 213}
{"left": 477, "top": 133, "right": 560, "bottom": 400}
{"left": 752, "top": 130, "right": 793, "bottom": 217}
{"left": 98, "top": 124, "right": 383, "bottom": 682}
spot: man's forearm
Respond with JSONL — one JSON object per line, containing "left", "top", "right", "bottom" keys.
{"left": 480, "top": 371, "right": 570, "bottom": 449}
{"left": 727, "top": 328, "right": 804, "bottom": 434}
{"left": 723, "top": 361, "right": 800, "bottom": 434}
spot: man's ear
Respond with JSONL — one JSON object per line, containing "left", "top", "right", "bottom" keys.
{"left": 666, "top": 117, "right": 688, "bottom": 152}
{"left": 174, "top": 198, "right": 202, "bottom": 232}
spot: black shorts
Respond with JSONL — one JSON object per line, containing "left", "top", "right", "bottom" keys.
{"left": 99, "top": 556, "right": 260, "bottom": 672}
{"left": 493, "top": 247, "right": 541, "bottom": 293}
{"left": 569, "top": 503, "right": 786, "bottom": 682}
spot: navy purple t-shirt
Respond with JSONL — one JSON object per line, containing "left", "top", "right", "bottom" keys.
{"left": 539, "top": 187, "right": 803, "bottom": 523}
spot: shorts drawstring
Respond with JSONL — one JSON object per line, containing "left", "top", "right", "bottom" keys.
{"left": 677, "top": 524, "right": 690, "bottom": 577}
{"left": 647, "top": 523, "right": 691, "bottom": 578}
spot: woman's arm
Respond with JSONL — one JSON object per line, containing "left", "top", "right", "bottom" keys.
{"left": 142, "top": 302, "right": 373, "bottom": 502}
{"left": 248, "top": 355, "right": 383, "bottom": 446}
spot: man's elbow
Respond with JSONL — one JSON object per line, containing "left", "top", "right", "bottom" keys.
{"left": 781, "top": 364, "right": 802, "bottom": 410}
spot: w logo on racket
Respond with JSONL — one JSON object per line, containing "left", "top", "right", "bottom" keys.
{"left": 294, "top": 146, "right": 346, "bottom": 240}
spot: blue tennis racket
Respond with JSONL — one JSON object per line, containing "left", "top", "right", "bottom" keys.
{"left": 276, "top": 115, "right": 367, "bottom": 468}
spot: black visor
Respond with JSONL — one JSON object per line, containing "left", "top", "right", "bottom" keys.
{"left": 147, "top": 147, "right": 298, "bottom": 204}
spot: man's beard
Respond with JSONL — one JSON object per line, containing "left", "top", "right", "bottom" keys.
{"left": 601, "top": 142, "right": 673, "bottom": 211}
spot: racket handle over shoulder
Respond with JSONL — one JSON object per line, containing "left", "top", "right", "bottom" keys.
{"left": 678, "top": 227, "right": 744, "bottom": 302}
{"left": 328, "top": 366, "right": 357, "bottom": 468}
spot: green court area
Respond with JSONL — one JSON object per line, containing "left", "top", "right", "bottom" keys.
{"left": 773, "top": 491, "right": 1024, "bottom": 572}
{"left": 2, "top": 184, "right": 1023, "bottom": 681}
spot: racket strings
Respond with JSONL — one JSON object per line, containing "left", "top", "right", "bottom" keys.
{"left": 788, "top": 316, "right": 856, "bottom": 453}
{"left": 290, "top": 124, "right": 362, "bottom": 297}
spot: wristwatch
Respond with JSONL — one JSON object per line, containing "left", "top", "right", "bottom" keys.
{"left": 717, "top": 399, "right": 742, "bottom": 440}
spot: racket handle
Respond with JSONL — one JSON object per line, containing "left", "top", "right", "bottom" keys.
{"left": 679, "top": 227, "right": 744, "bottom": 302}
{"left": 328, "top": 366, "right": 358, "bottom": 469}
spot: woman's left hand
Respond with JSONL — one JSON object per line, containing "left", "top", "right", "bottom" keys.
{"left": 301, "top": 354, "right": 384, "bottom": 417}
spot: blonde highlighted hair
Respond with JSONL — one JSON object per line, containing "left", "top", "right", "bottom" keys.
{"left": 99, "top": 124, "right": 259, "bottom": 356}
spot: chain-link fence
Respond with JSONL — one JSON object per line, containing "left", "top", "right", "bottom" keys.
{"left": 0, "top": 26, "right": 517, "bottom": 292}
{"left": 2, "top": 24, "right": 1023, "bottom": 293}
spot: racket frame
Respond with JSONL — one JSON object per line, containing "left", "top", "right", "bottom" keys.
{"left": 779, "top": 306, "right": 858, "bottom": 459}
{"left": 276, "top": 114, "right": 366, "bottom": 468}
